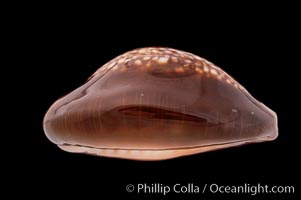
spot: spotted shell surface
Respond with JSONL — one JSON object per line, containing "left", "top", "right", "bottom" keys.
{"left": 43, "top": 47, "right": 278, "bottom": 160}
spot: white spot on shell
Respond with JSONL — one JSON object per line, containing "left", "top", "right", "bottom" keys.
{"left": 117, "top": 58, "right": 125, "bottom": 64}
{"left": 171, "top": 57, "right": 178, "bottom": 62}
{"left": 210, "top": 68, "right": 218, "bottom": 76}
{"left": 232, "top": 108, "right": 238, "bottom": 113}
{"left": 203, "top": 65, "right": 209, "bottom": 72}
{"left": 134, "top": 60, "right": 142, "bottom": 65}
{"left": 175, "top": 50, "right": 184, "bottom": 55}
{"left": 158, "top": 56, "right": 169, "bottom": 64}
{"left": 219, "top": 73, "right": 225, "bottom": 79}
{"left": 187, "top": 55, "right": 194, "bottom": 59}
{"left": 196, "top": 68, "right": 203, "bottom": 74}
{"left": 195, "top": 56, "right": 204, "bottom": 61}
{"left": 152, "top": 56, "right": 158, "bottom": 61}
{"left": 138, "top": 49, "right": 148, "bottom": 54}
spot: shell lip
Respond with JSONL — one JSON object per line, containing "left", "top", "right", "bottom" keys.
{"left": 57, "top": 135, "right": 276, "bottom": 161}
{"left": 58, "top": 135, "right": 276, "bottom": 152}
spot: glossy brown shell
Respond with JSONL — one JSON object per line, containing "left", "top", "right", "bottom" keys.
{"left": 43, "top": 47, "right": 278, "bottom": 160}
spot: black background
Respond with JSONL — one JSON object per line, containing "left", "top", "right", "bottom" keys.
{"left": 11, "top": 5, "right": 299, "bottom": 200}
